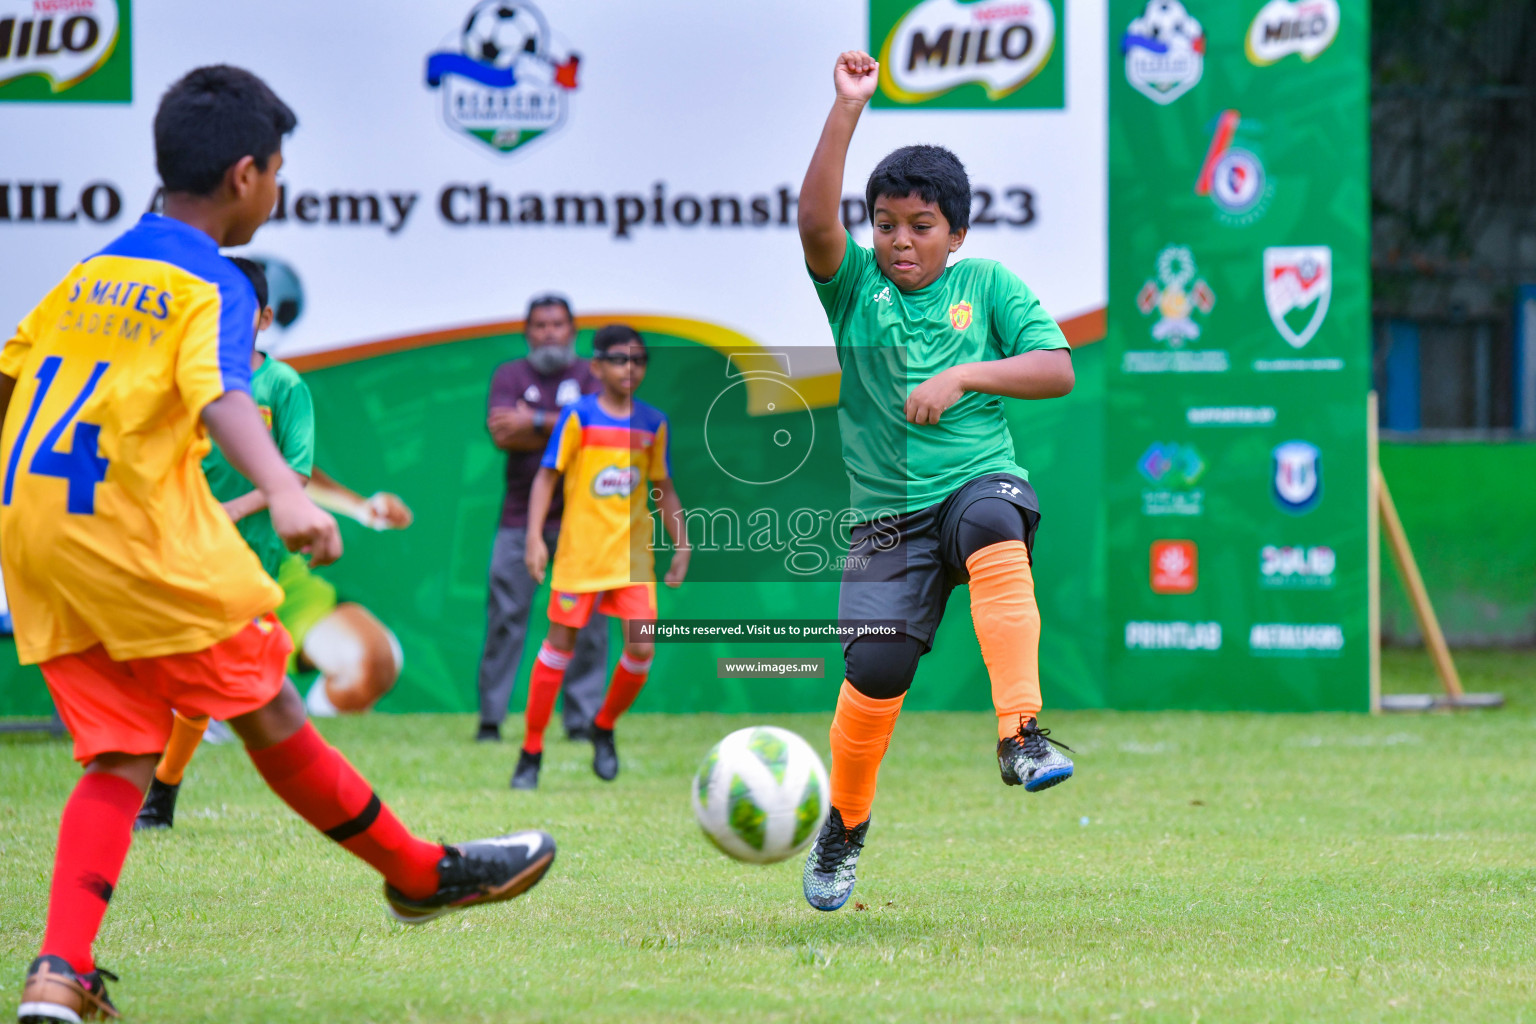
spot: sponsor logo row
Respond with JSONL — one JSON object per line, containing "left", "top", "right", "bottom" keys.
{"left": 1127, "top": 243, "right": 1337, "bottom": 375}
{"left": 1123, "top": 0, "right": 1340, "bottom": 106}
{"left": 1139, "top": 439, "right": 1321, "bottom": 516}
{"left": 1124, "top": 620, "right": 1345, "bottom": 654}
{"left": 1149, "top": 540, "right": 1336, "bottom": 594}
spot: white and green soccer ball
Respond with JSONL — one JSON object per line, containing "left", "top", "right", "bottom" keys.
{"left": 691, "top": 726, "right": 829, "bottom": 865}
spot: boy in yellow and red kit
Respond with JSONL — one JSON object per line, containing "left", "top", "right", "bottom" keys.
{"left": 3, "top": 66, "right": 553, "bottom": 1023}
{"left": 512, "top": 324, "right": 690, "bottom": 790}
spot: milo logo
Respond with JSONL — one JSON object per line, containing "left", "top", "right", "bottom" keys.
{"left": 0, "top": 0, "right": 129, "bottom": 103}
{"left": 870, "top": 0, "right": 1063, "bottom": 110}
{"left": 592, "top": 466, "right": 640, "bottom": 498}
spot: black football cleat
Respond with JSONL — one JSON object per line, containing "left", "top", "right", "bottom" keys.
{"left": 384, "top": 831, "right": 556, "bottom": 925}
{"left": 132, "top": 778, "right": 179, "bottom": 831}
{"left": 802, "top": 808, "right": 869, "bottom": 912}
{"left": 18, "top": 955, "right": 119, "bottom": 1022}
{"left": 509, "top": 749, "right": 541, "bottom": 790}
{"left": 591, "top": 727, "right": 618, "bottom": 781}
{"left": 997, "top": 717, "right": 1075, "bottom": 792}
{"left": 475, "top": 721, "right": 501, "bottom": 743}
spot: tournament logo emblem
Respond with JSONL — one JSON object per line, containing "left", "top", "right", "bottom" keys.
{"left": 425, "top": 1, "right": 580, "bottom": 156}
{"left": 1247, "top": 0, "right": 1340, "bottom": 66}
{"left": 871, "top": 0, "right": 1062, "bottom": 110}
{"left": 1263, "top": 246, "right": 1332, "bottom": 348}
{"left": 1272, "top": 441, "right": 1321, "bottom": 513}
{"left": 949, "top": 301, "right": 973, "bottom": 330}
{"left": 1121, "top": 0, "right": 1204, "bottom": 105}
{"left": 0, "top": 0, "right": 129, "bottom": 103}
{"left": 1137, "top": 246, "right": 1214, "bottom": 347}
{"left": 1195, "top": 110, "right": 1270, "bottom": 221}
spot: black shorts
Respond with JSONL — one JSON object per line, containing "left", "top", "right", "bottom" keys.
{"left": 837, "top": 472, "right": 1041, "bottom": 650}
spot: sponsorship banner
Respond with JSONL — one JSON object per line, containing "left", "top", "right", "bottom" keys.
{"left": 1108, "top": 0, "right": 1370, "bottom": 709}
{"left": 0, "top": 0, "right": 1107, "bottom": 715}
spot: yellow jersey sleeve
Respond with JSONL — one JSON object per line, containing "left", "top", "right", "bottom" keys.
{"left": 1, "top": 284, "right": 52, "bottom": 378}
{"left": 650, "top": 419, "right": 670, "bottom": 482}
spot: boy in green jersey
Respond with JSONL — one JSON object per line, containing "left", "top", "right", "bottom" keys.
{"left": 799, "top": 50, "right": 1079, "bottom": 911}
{"left": 135, "top": 256, "right": 314, "bottom": 829}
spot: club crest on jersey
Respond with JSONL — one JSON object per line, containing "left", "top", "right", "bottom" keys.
{"left": 424, "top": 1, "right": 581, "bottom": 156}
{"left": 592, "top": 466, "right": 640, "bottom": 497}
{"left": 1137, "top": 245, "right": 1214, "bottom": 347}
{"left": 1246, "top": 0, "right": 1339, "bottom": 66}
{"left": 1272, "top": 441, "right": 1321, "bottom": 513}
{"left": 1122, "top": 0, "right": 1205, "bottom": 105}
{"left": 949, "top": 302, "right": 973, "bottom": 330}
{"left": 1263, "top": 245, "right": 1332, "bottom": 349}
{"left": 556, "top": 592, "right": 578, "bottom": 612}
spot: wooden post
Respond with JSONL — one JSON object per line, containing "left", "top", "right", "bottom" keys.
{"left": 1376, "top": 467, "right": 1465, "bottom": 698}
{"left": 1368, "top": 392, "right": 1381, "bottom": 712}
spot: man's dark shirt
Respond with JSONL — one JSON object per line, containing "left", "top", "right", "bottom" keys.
{"left": 489, "top": 356, "right": 598, "bottom": 528}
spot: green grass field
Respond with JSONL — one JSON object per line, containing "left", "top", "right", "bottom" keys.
{"left": 2, "top": 649, "right": 1535, "bottom": 1023}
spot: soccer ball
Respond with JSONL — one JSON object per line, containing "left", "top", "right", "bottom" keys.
{"left": 691, "top": 726, "right": 829, "bottom": 864}
{"left": 461, "top": 2, "right": 545, "bottom": 69}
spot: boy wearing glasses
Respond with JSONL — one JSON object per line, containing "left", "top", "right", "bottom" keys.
{"left": 513, "top": 325, "right": 689, "bottom": 789}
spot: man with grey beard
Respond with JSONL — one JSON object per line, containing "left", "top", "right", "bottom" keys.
{"left": 476, "top": 294, "right": 608, "bottom": 747}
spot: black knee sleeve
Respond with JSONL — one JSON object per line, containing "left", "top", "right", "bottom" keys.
{"left": 956, "top": 497, "right": 1029, "bottom": 564}
{"left": 843, "top": 633, "right": 927, "bottom": 700}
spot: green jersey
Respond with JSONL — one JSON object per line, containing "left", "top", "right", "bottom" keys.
{"left": 812, "top": 232, "right": 1069, "bottom": 519}
{"left": 202, "top": 355, "right": 315, "bottom": 577}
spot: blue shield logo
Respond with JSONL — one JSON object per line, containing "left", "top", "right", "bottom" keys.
{"left": 1272, "top": 441, "right": 1321, "bottom": 513}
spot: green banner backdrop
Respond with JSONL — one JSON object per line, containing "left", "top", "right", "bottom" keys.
{"left": 1107, "top": 0, "right": 1371, "bottom": 709}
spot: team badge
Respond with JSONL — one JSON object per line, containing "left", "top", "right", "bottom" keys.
{"left": 1195, "top": 110, "right": 1269, "bottom": 219}
{"left": 1137, "top": 246, "right": 1214, "bottom": 347}
{"left": 556, "top": 592, "right": 579, "bottom": 612}
{"left": 1263, "top": 246, "right": 1332, "bottom": 349}
{"left": 1272, "top": 441, "right": 1322, "bottom": 513}
{"left": 425, "top": 1, "right": 581, "bottom": 156}
{"left": 949, "top": 302, "right": 973, "bottom": 330}
{"left": 1122, "top": 0, "right": 1205, "bottom": 105}
{"left": 1247, "top": 0, "right": 1340, "bottom": 66}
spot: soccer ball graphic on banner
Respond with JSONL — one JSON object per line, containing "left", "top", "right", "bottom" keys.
{"left": 462, "top": 2, "right": 546, "bottom": 70}
{"left": 692, "top": 727, "right": 829, "bottom": 864}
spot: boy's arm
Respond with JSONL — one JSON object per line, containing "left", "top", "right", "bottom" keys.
{"left": 523, "top": 466, "right": 559, "bottom": 584}
{"left": 307, "top": 467, "right": 413, "bottom": 531}
{"left": 222, "top": 488, "right": 271, "bottom": 523}
{"left": 904, "top": 350, "right": 1075, "bottom": 425}
{"left": 799, "top": 50, "right": 879, "bottom": 280}
{"left": 653, "top": 477, "right": 689, "bottom": 587}
{"left": 202, "top": 391, "right": 341, "bottom": 565}
{"left": 0, "top": 373, "right": 13, "bottom": 430}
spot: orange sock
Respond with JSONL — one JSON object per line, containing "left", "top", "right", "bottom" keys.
{"left": 155, "top": 712, "right": 210, "bottom": 786}
{"left": 966, "top": 540, "right": 1043, "bottom": 741}
{"left": 593, "top": 651, "right": 651, "bottom": 731}
{"left": 522, "top": 642, "right": 571, "bottom": 755}
{"left": 828, "top": 681, "right": 904, "bottom": 826}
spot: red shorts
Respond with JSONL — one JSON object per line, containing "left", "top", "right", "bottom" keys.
{"left": 41, "top": 614, "right": 293, "bottom": 765}
{"left": 546, "top": 584, "right": 657, "bottom": 630}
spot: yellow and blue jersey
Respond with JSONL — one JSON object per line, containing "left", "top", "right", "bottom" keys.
{"left": 542, "top": 393, "right": 670, "bottom": 593}
{"left": 0, "top": 213, "right": 283, "bottom": 664}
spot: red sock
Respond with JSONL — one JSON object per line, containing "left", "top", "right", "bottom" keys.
{"left": 40, "top": 772, "right": 142, "bottom": 974}
{"left": 247, "top": 723, "right": 443, "bottom": 901}
{"left": 593, "top": 651, "right": 652, "bottom": 731}
{"left": 522, "top": 642, "right": 571, "bottom": 755}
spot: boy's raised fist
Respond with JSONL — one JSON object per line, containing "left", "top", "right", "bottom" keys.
{"left": 835, "top": 50, "right": 879, "bottom": 103}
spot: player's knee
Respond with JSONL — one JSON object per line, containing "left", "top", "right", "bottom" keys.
{"left": 624, "top": 640, "right": 654, "bottom": 663}
{"left": 844, "top": 633, "right": 926, "bottom": 700}
{"left": 302, "top": 604, "right": 402, "bottom": 713}
{"left": 956, "top": 497, "right": 1028, "bottom": 564}
{"left": 545, "top": 622, "right": 579, "bottom": 653}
